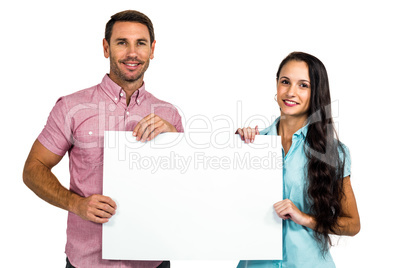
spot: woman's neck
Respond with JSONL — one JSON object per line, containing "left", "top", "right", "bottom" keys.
{"left": 277, "top": 115, "right": 307, "bottom": 153}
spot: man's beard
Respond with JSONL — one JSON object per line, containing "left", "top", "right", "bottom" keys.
{"left": 110, "top": 56, "right": 150, "bottom": 83}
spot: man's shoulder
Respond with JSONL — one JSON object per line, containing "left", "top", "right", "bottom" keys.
{"left": 143, "top": 90, "right": 176, "bottom": 108}
{"left": 56, "top": 83, "right": 100, "bottom": 106}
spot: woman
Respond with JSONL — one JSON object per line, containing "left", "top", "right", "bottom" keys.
{"left": 236, "top": 52, "right": 360, "bottom": 267}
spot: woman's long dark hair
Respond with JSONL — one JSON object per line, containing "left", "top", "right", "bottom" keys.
{"left": 277, "top": 52, "right": 346, "bottom": 253}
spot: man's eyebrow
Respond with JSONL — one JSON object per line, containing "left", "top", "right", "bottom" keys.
{"left": 114, "top": 38, "right": 128, "bottom": 42}
{"left": 114, "top": 37, "right": 149, "bottom": 42}
{"left": 137, "top": 38, "right": 149, "bottom": 43}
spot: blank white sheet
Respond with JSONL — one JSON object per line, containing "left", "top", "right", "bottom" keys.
{"left": 102, "top": 132, "right": 282, "bottom": 260}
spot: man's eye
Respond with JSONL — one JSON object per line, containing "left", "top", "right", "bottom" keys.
{"left": 138, "top": 41, "right": 146, "bottom": 46}
{"left": 117, "top": 41, "right": 126, "bottom": 45}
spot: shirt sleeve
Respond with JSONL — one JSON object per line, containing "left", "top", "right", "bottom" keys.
{"left": 339, "top": 143, "right": 351, "bottom": 177}
{"left": 259, "top": 127, "right": 271, "bottom": 135}
{"left": 173, "top": 110, "right": 184, "bottom": 133}
{"left": 37, "top": 97, "right": 73, "bottom": 156}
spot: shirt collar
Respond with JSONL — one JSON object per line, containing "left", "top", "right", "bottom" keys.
{"left": 265, "top": 116, "right": 309, "bottom": 139}
{"left": 262, "top": 116, "right": 280, "bottom": 135}
{"left": 295, "top": 121, "right": 309, "bottom": 139}
{"left": 99, "top": 74, "right": 147, "bottom": 105}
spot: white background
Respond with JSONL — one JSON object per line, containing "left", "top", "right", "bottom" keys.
{"left": 1, "top": 0, "right": 400, "bottom": 267}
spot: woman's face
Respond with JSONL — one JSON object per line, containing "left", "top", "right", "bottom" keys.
{"left": 276, "top": 60, "right": 311, "bottom": 119}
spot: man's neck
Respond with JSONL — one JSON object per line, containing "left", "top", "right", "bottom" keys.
{"left": 109, "top": 74, "right": 144, "bottom": 105}
{"left": 122, "top": 81, "right": 143, "bottom": 105}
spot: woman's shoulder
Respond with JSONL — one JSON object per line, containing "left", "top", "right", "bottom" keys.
{"left": 337, "top": 140, "right": 351, "bottom": 177}
{"left": 259, "top": 117, "right": 280, "bottom": 135}
{"left": 337, "top": 141, "right": 350, "bottom": 158}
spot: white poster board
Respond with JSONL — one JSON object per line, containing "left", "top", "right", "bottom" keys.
{"left": 103, "top": 132, "right": 282, "bottom": 260}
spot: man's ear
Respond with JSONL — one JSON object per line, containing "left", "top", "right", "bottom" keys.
{"left": 103, "top": 38, "right": 110, "bottom": 58}
{"left": 150, "top": 40, "right": 156, "bottom": 60}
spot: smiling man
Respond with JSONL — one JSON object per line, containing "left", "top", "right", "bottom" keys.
{"left": 23, "top": 10, "right": 182, "bottom": 268}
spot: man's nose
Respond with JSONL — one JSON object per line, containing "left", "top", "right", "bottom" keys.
{"left": 127, "top": 44, "right": 138, "bottom": 56}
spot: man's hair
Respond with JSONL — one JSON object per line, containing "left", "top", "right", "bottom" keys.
{"left": 105, "top": 10, "right": 155, "bottom": 45}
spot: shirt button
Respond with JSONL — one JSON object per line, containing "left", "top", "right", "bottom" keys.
{"left": 137, "top": 100, "right": 141, "bottom": 105}
{"left": 126, "top": 111, "right": 130, "bottom": 115}
{"left": 89, "top": 131, "right": 93, "bottom": 135}
{"left": 120, "top": 92, "right": 124, "bottom": 97}
{"left": 114, "top": 97, "right": 118, "bottom": 101}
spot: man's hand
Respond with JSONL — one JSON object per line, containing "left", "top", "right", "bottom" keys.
{"left": 132, "top": 113, "right": 177, "bottom": 142}
{"left": 73, "top": 194, "right": 117, "bottom": 224}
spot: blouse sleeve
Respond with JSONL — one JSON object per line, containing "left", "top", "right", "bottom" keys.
{"left": 339, "top": 143, "right": 351, "bottom": 177}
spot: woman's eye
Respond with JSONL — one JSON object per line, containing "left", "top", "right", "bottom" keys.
{"left": 281, "top": 80, "right": 289, "bottom": 84}
{"left": 300, "top": 83, "right": 309, "bottom": 88}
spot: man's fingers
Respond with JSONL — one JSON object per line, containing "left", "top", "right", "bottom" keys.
{"left": 133, "top": 113, "right": 176, "bottom": 142}
{"left": 134, "top": 120, "right": 152, "bottom": 141}
{"left": 96, "top": 202, "right": 115, "bottom": 216}
{"left": 93, "top": 206, "right": 114, "bottom": 218}
{"left": 90, "top": 214, "right": 110, "bottom": 224}
{"left": 141, "top": 120, "right": 164, "bottom": 142}
{"left": 132, "top": 113, "right": 155, "bottom": 137}
{"left": 96, "top": 195, "right": 117, "bottom": 214}
{"left": 94, "top": 194, "right": 116, "bottom": 208}
{"left": 147, "top": 126, "right": 164, "bottom": 141}
{"left": 133, "top": 114, "right": 176, "bottom": 142}
{"left": 133, "top": 114, "right": 163, "bottom": 141}
{"left": 82, "top": 195, "right": 117, "bottom": 222}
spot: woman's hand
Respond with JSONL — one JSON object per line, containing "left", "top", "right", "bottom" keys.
{"left": 273, "top": 199, "right": 314, "bottom": 228}
{"left": 274, "top": 177, "right": 360, "bottom": 236}
{"left": 235, "top": 126, "right": 259, "bottom": 143}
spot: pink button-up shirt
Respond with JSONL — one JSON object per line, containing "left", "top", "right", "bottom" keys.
{"left": 38, "top": 74, "right": 183, "bottom": 268}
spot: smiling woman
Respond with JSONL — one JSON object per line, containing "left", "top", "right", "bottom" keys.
{"left": 236, "top": 52, "right": 360, "bottom": 268}
{"left": 276, "top": 60, "right": 311, "bottom": 119}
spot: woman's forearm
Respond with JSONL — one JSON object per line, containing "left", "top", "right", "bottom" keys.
{"left": 303, "top": 213, "right": 360, "bottom": 236}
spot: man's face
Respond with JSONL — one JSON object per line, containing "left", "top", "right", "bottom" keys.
{"left": 103, "top": 21, "right": 155, "bottom": 86}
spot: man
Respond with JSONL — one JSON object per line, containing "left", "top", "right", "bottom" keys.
{"left": 23, "top": 10, "right": 182, "bottom": 268}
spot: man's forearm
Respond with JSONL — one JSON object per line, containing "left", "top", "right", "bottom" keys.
{"left": 23, "top": 155, "right": 116, "bottom": 224}
{"left": 23, "top": 160, "right": 81, "bottom": 213}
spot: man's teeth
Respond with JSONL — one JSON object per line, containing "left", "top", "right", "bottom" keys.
{"left": 126, "top": 63, "right": 138, "bottom": 66}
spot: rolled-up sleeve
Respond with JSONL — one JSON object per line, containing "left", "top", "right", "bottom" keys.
{"left": 37, "top": 97, "right": 72, "bottom": 156}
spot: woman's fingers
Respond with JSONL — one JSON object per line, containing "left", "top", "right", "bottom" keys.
{"left": 235, "top": 126, "right": 259, "bottom": 143}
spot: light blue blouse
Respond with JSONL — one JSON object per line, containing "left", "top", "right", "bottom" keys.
{"left": 237, "top": 117, "right": 351, "bottom": 268}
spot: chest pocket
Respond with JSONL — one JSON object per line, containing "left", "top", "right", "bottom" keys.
{"left": 73, "top": 129, "right": 104, "bottom": 167}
